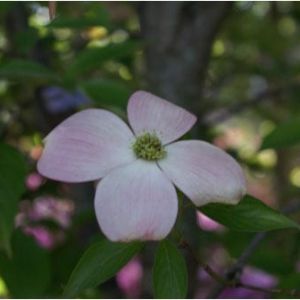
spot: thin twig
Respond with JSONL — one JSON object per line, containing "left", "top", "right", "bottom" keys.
{"left": 48, "top": 1, "right": 56, "bottom": 21}
{"left": 203, "top": 80, "right": 300, "bottom": 126}
{"left": 208, "top": 200, "right": 300, "bottom": 298}
{"left": 234, "top": 282, "right": 299, "bottom": 297}
{"left": 181, "top": 238, "right": 300, "bottom": 297}
{"left": 180, "top": 240, "right": 227, "bottom": 285}
{"left": 208, "top": 232, "right": 267, "bottom": 298}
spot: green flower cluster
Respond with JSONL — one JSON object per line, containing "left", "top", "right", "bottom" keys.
{"left": 133, "top": 133, "right": 166, "bottom": 161}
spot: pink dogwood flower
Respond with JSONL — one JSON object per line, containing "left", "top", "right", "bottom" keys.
{"left": 25, "top": 172, "right": 44, "bottom": 191}
{"left": 37, "top": 91, "right": 246, "bottom": 242}
{"left": 196, "top": 211, "right": 224, "bottom": 232}
{"left": 116, "top": 257, "right": 143, "bottom": 298}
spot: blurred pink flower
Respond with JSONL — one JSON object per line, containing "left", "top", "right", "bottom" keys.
{"left": 219, "top": 266, "right": 278, "bottom": 299}
{"left": 31, "top": 196, "right": 74, "bottom": 228}
{"left": 16, "top": 196, "right": 74, "bottom": 249}
{"left": 213, "top": 127, "right": 261, "bottom": 152}
{"left": 38, "top": 90, "right": 246, "bottom": 242}
{"left": 196, "top": 211, "right": 224, "bottom": 232}
{"left": 116, "top": 257, "right": 143, "bottom": 298}
{"left": 23, "top": 226, "right": 64, "bottom": 249}
{"left": 247, "top": 175, "right": 277, "bottom": 207}
{"left": 25, "top": 172, "right": 44, "bottom": 191}
{"left": 196, "top": 265, "right": 277, "bottom": 299}
{"left": 213, "top": 128, "right": 245, "bottom": 150}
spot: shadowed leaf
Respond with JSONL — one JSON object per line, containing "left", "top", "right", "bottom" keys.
{"left": 64, "top": 239, "right": 143, "bottom": 297}
{"left": 153, "top": 240, "right": 188, "bottom": 299}
{"left": 0, "top": 60, "right": 58, "bottom": 82}
{"left": 200, "top": 195, "right": 300, "bottom": 232}
{"left": 261, "top": 117, "right": 300, "bottom": 150}
{"left": 0, "top": 144, "right": 27, "bottom": 254}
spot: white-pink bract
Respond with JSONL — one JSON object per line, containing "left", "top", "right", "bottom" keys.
{"left": 37, "top": 91, "right": 246, "bottom": 242}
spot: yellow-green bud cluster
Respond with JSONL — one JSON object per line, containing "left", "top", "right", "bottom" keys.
{"left": 133, "top": 133, "right": 166, "bottom": 161}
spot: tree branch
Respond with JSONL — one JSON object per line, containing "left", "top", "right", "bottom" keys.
{"left": 181, "top": 237, "right": 300, "bottom": 298}
{"left": 207, "top": 232, "right": 266, "bottom": 298}
{"left": 203, "top": 80, "right": 300, "bottom": 126}
{"left": 138, "top": 2, "right": 232, "bottom": 111}
{"left": 207, "top": 200, "right": 300, "bottom": 298}
{"left": 178, "top": 201, "right": 300, "bottom": 297}
{"left": 48, "top": 1, "right": 57, "bottom": 20}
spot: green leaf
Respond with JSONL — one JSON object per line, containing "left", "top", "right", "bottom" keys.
{"left": 0, "top": 60, "right": 58, "bottom": 82}
{"left": 153, "top": 240, "right": 188, "bottom": 299}
{"left": 0, "top": 230, "right": 51, "bottom": 298}
{"left": 67, "top": 41, "right": 139, "bottom": 77}
{"left": 80, "top": 79, "right": 132, "bottom": 108}
{"left": 47, "top": 5, "right": 110, "bottom": 29}
{"left": 64, "top": 239, "right": 143, "bottom": 297}
{"left": 14, "top": 28, "right": 39, "bottom": 56}
{"left": 279, "top": 273, "right": 300, "bottom": 290}
{"left": 200, "top": 195, "right": 300, "bottom": 232}
{"left": 48, "top": 15, "right": 109, "bottom": 29}
{"left": 261, "top": 117, "right": 300, "bottom": 149}
{"left": 0, "top": 143, "right": 27, "bottom": 254}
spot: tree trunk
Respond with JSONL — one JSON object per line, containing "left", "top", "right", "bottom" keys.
{"left": 138, "top": 3, "right": 232, "bottom": 297}
{"left": 139, "top": 2, "right": 232, "bottom": 115}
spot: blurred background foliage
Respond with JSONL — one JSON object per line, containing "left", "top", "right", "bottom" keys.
{"left": 1, "top": 1, "right": 300, "bottom": 298}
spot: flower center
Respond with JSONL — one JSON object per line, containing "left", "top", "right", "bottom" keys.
{"left": 132, "top": 133, "right": 166, "bottom": 161}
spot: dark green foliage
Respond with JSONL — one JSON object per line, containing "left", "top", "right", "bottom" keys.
{"left": 81, "top": 79, "right": 132, "bottom": 108}
{"left": 0, "top": 60, "right": 58, "bottom": 82}
{"left": 0, "top": 144, "right": 27, "bottom": 254}
{"left": 64, "top": 239, "right": 143, "bottom": 297}
{"left": 0, "top": 231, "right": 51, "bottom": 298}
{"left": 200, "top": 195, "right": 300, "bottom": 232}
{"left": 67, "top": 41, "right": 139, "bottom": 77}
{"left": 261, "top": 117, "right": 300, "bottom": 150}
{"left": 153, "top": 240, "right": 188, "bottom": 299}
